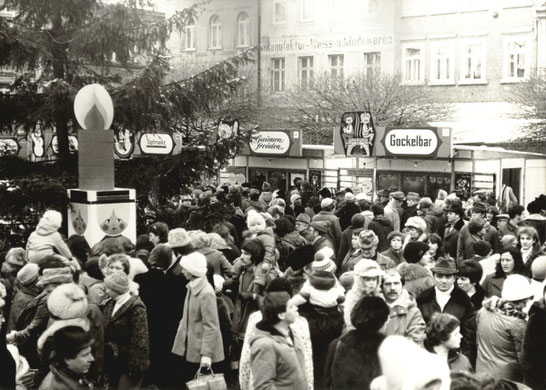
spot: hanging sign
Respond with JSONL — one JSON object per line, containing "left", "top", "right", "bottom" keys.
{"left": 375, "top": 127, "right": 452, "bottom": 158}
{"left": 138, "top": 133, "right": 174, "bottom": 155}
{"left": 114, "top": 129, "right": 135, "bottom": 159}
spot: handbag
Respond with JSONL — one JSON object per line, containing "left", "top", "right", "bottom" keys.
{"left": 186, "top": 368, "right": 227, "bottom": 390}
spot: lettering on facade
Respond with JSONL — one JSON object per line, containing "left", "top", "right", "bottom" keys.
{"left": 261, "top": 35, "right": 393, "bottom": 53}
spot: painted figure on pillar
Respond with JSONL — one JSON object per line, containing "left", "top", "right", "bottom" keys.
{"left": 72, "top": 210, "right": 87, "bottom": 235}
{"left": 339, "top": 111, "right": 376, "bottom": 157}
{"left": 99, "top": 209, "right": 128, "bottom": 237}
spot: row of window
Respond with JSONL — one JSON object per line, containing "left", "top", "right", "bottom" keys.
{"left": 184, "top": 12, "right": 251, "bottom": 51}
{"left": 402, "top": 36, "right": 530, "bottom": 85}
{"left": 270, "top": 36, "right": 530, "bottom": 93}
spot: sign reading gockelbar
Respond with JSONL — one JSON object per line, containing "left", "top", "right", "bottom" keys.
{"left": 374, "top": 127, "right": 452, "bottom": 158}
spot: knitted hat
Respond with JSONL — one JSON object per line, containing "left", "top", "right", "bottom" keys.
{"left": 312, "top": 247, "right": 336, "bottom": 273}
{"left": 471, "top": 201, "right": 488, "bottom": 214}
{"left": 290, "top": 193, "right": 302, "bottom": 204}
{"left": 148, "top": 243, "right": 173, "bottom": 270}
{"left": 17, "top": 263, "right": 39, "bottom": 285}
{"left": 47, "top": 283, "right": 88, "bottom": 320}
{"left": 406, "top": 192, "right": 420, "bottom": 202}
{"left": 403, "top": 241, "right": 430, "bottom": 264}
{"left": 345, "top": 192, "right": 355, "bottom": 202}
{"left": 6, "top": 247, "right": 27, "bottom": 267}
{"left": 168, "top": 228, "right": 191, "bottom": 248}
{"left": 180, "top": 252, "right": 207, "bottom": 277}
{"left": 405, "top": 216, "right": 427, "bottom": 232}
{"left": 532, "top": 256, "right": 546, "bottom": 281}
{"left": 431, "top": 257, "right": 457, "bottom": 275}
{"left": 104, "top": 271, "right": 130, "bottom": 295}
{"left": 387, "top": 231, "right": 404, "bottom": 242}
{"left": 390, "top": 191, "right": 405, "bottom": 201}
{"left": 502, "top": 274, "right": 533, "bottom": 301}
{"left": 295, "top": 213, "right": 311, "bottom": 225}
{"left": 285, "top": 245, "right": 315, "bottom": 271}
{"left": 358, "top": 230, "right": 379, "bottom": 249}
{"left": 37, "top": 267, "right": 73, "bottom": 287}
{"left": 262, "top": 182, "right": 271, "bottom": 192}
{"left": 40, "top": 210, "right": 63, "bottom": 230}
{"left": 354, "top": 259, "right": 384, "bottom": 277}
{"left": 53, "top": 326, "right": 94, "bottom": 360}
{"left": 310, "top": 221, "right": 329, "bottom": 234}
{"left": 321, "top": 198, "right": 334, "bottom": 209}
{"left": 350, "top": 295, "right": 390, "bottom": 332}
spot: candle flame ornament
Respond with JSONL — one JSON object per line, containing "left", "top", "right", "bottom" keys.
{"left": 74, "top": 84, "right": 114, "bottom": 130}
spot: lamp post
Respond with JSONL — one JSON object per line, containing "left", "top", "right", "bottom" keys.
{"left": 68, "top": 84, "right": 136, "bottom": 246}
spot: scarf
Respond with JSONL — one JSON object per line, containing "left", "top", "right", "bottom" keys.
{"left": 498, "top": 301, "right": 527, "bottom": 320}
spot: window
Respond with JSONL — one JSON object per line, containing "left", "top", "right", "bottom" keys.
{"left": 237, "top": 12, "right": 250, "bottom": 47}
{"left": 503, "top": 36, "right": 529, "bottom": 81}
{"left": 460, "top": 39, "right": 486, "bottom": 83}
{"left": 364, "top": 52, "right": 381, "bottom": 77}
{"left": 271, "top": 58, "right": 285, "bottom": 93}
{"left": 301, "top": 0, "right": 314, "bottom": 21}
{"left": 329, "top": 54, "right": 344, "bottom": 82}
{"left": 402, "top": 44, "right": 424, "bottom": 83}
{"left": 210, "top": 15, "right": 222, "bottom": 49}
{"left": 184, "top": 20, "right": 195, "bottom": 51}
{"left": 430, "top": 42, "right": 454, "bottom": 84}
{"left": 274, "top": 1, "right": 286, "bottom": 24}
{"left": 298, "top": 56, "right": 314, "bottom": 90}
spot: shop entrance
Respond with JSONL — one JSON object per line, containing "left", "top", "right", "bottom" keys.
{"left": 248, "top": 168, "right": 307, "bottom": 194}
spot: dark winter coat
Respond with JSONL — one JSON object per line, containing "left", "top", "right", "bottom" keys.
{"left": 6, "top": 283, "right": 41, "bottom": 333}
{"left": 401, "top": 204, "right": 419, "bottom": 228}
{"left": 337, "top": 227, "right": 356, "bottom": 267}
{"left": 335, "top": 202, "right": 361, "bottom": 232}
{"left": 301, "top": 190, "right": 315, "bottom": 209}
{"left": 481, "top": 274, "right": 505, "bottom": 298}
{"left": 417, "top": 286, "right": 476, "bottom": 364}
{"left": 458, "top": 223, "right": 499, "bottom": 261}
{"left": 134, "top": 268, "right": 187, "bottom": 386}
{"left": 523, "top": 247, "right": 545, "bottom": 279}
{"left": 380, "top": 247, "right": 404, "bottom": 265}
{"left": 368, "top": 216, "right": 394, "bottom": 252}
{"left": 442, "top": 218, "right": 465, "bottom": 259}
{"left": 0, "top": 323, "right": 16, "bottom": 390}
{"left": 325, "top": 330, "right": 385, "bottom": 390}
{"left": 424, "top": 205, "right": 445, "bottom": 235}
{"left": 312, "top": 211, "right": 342, "bottom": 255}
{"left": 470, "top": 284, "right": 486, "bottom": 311}
{"left": 102, "top": 295, "right": 150, "bottom": 379}
{"left": 522, "top": 298, "right": 546, "bottom": 389}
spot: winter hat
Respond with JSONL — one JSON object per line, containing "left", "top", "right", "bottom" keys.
{"left": 17, "top": 263, "right": 39, "bottom": 285}
{"left": 310, "top": 221, "right": 329, "bottom": 234}
{"left": 52, "top": 326, "right": 94, "bottom": 360}
{"left": 406, "top": 192, "right": 420, "bottom": 202}
{"left": 262, "top": 182, "right": 271, "bottom": 192}
{"left": 6, "top": 247, "right": 27, "bottom": 267}
{"left": 405, "top": 216, "right": 427, "bottom": 232}
{"left": 295, "top": 213, "right": 311, "bottom": 225}
{"left": 318, "top": 187, "right": 332, "bottom": 199}
{"left": 390, "top": 191, "right": 405, "bottom": 201}
{"left": 40, "top": 210, "right": 63, "bottom": 230}
{"left": 354, "top": 259, "right": 384, "bottom": 278}
{"left": 531, "top": 256, "right": 546, "bottom": 281}
{"left": 502, "top": 274, "right": 533, "bottom": 301}
{"left": 148, "top": 244, "right": 173, "bottom": 270}
{"left": 350, "top": 296, "right": 390, "bottom": 332}
{"left": 312, "top": 247, "right": 337, "bottom": 273}
{"left": 247, "top": 209, "right": 266, "bottom": 226}
{"left": 358, "top": 230, "right": 379, "bottom": 249}
{"left": 168, "top": 228, "right": 191, "bottom": 248}
{"left": 403, "top": 241, "right": 430, "bottom": 264}
{"left": 339, "top": 272, "right": 354, "bottom": 291}
{"left": 104, "top": 271, "right": 130, "bottom": 295}
{"left": 285, "top": 245, "right": 315, "bottom": 271}
{"left": 321, "top": 198, "right": 334, "bottom": 209}
{"left": 147, "top": 222, "right": 169, "bottom": 242}
{"left": 387, "top": 231, "right": 404, "bottom": 242}
{"left": 370, "top": 202, "right": 384, "bottom": 215}
{"left": 290, "top": 193, "right": 302, "bottom": 204}
{"left": 37, "top": 267, "right": 73, "bottom": 287}
{"left": 471, "top": 201, "right": 488, "bottom": 214}
{"left": 345, "top": 192, "right": 355, "bottom": 202}
{"left": 497, "top": 213, "right": 510, "bottom": 220}
{"left": 355, "top": 192, "right": 371, "bottom": 202}
{"left": 47, "top": 283, "right": 88, "bottom": 320}
{"left": 431, "top": 257, "right": 458, "bottom": 275}
{"left": 180, "top": 252, "right": 207, "bottom": 277}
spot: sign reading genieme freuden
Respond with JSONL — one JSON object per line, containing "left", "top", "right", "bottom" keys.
{"left": 245, "top": 130, "right": 302, "bottom": 157}
{"left": 375, "top": 127, "right": 451, "bottom": 158}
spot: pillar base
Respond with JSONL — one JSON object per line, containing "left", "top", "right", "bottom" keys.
{"left": 68, "top": 188, "right": 137, "bottom": 248}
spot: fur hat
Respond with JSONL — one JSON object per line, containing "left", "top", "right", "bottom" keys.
{"left": 321, "top": 198, "right": 334, "bottom": 209}
{"left": 168, "top": 228, "right": 191, "bottom": 248}
{"left": 104, "top": 271, "right": 130, "bottom": 295}
{"left": 354, "top": 259, "right": 384, "bottom": 278}
{"left": 180, "top": 252, "right": 207, "bottom": 277}
{"left": 312, "top": 247, "right": 336, "bottom": 273}
{"left": 37, "top": 267, "right": 73, "bottom": 287}
{"left": 295, "top": 213, "right": 311, "bottom": 225}
{"left": 310, "top": 221, "right": 329, "bottom": 234}
{"left": 148, "top": 244, "right": 173, "bottom": 270}
{"left": 290, "top": 193, "right": 302, "bottom": 204}
{"left": 6, "top": 247, "right": 27, "bottom": 267}
{"left": 405, "top": 216, "right": 427, "bottom": 232}
{"left": 531, "top": 256, "right": 546, "bottom": 281}
{"left": 387, "top": 231, "right": 405, "bottom": 242}
{"left": 262, "top": 182, "right": 271, "bottom": 192}
{"left": 344, "top": 192, "right": 355, "bottom": 202}
{"left": 247, "top": 209, "right": 266, "bottom": 226}
{"left": 40, "top": 210, "right": 63, "bottom": 230}
{"left": 358, "top": 230, "right": 379, "bottom": 249}
{"left": 403, "top": 241, "right": 430, "bottom": 264}
{"left": 502, "top": 274, "right": 533, "bottom": 301}
{"left": 17, "top": 263, "right": 39, "bottom": 285}
{"left": 47, "top": 283, "right": 88, "bottom": 320}
{"left": 350, "top": 296, "right": 390, "bottom": 332}
{"left": 285, "top": 245, "right": 315, "bottom": 271}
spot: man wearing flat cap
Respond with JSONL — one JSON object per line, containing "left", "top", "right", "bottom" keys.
{"left": 385, "top": 191, "right": 405, "bottom": 232}
{"left": 416, "top": 257, "right": 476, "bottom": 366}
{"left": 309, "top": 221, "right": 336, "bottom": 256}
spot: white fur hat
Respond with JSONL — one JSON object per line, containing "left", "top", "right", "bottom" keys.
{"left": 247, "top": 210, "right": 265, "bottom": 225}
{"left": 47, "top": 283, "right": 88, "bottom": 320}
{"left": 180, "top": 252, "right": 207, "bottom": 277}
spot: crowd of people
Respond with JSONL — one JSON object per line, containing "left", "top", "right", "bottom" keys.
{"left": 0, "top": 180, "right": 546, "bottom": 390}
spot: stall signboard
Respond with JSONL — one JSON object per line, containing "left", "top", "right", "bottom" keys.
{"left": 242, "top": 129, "right": 302, "bottom": 157}
{"left": 138, "top": 133, "right": 174, "bottom": 155}
{"left": 374, "top": 127, "right": 452, "bottom": 158}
